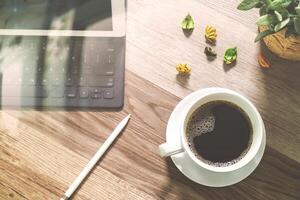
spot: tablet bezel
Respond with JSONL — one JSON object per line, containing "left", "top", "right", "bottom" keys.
{"left": 0, "top": 0, "right": 126, "bottom": 37}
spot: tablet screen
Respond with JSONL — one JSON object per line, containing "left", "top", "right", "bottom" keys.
{"left": 0, "top": 0, "right": 113, "bottom": 31}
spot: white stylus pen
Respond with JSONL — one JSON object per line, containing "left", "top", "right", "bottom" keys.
{"left": 60, "top": 114, "right": 131, "bottom": 200}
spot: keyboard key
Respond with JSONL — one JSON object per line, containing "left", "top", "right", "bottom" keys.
{"left": 34, "top": 55, "right": 39, "bottom": 61}
{"left": 70, "top": 65, "right": 80, "bottom": 74}
{"left": 0, "top": 86, "right": 47, "bottom": 97}
{"left": 83, "top": 55, "right": 88, "bottom": 64}
{"left": 22, "top": 88, "right": 36, "bottom": 97}
{"left": 56, "top": 66, "right": 67, "bottom": 74}
{"left": 1, "top": 86, "right": 21, "bottom": 97}
{"left": 79, "top": 87, "right": 89, "bottom": 98}
{"left": 96, "top": 55, "right": 101, "bottom": 64}
{"left": 23, "top": 77, "right": 37, "bottom": 85}
{"left": 36, "top": 87, "right": 48, "bottom": 98}
{"left": 36, "top": 66, "right": 43, "bottom": 73}
{"left": 88, "top": 76, "right": 114, "bottom": 87}
{"left": 108, "top": 55, "right": 114, "bottom": 64}
{"left": 24, "top": 66, "right": 33, "bottom": 73}
{"left": 107, "top": 48, "right": 115, "bottom": 52}
{"left": 105, "top": 71, "right": 114, "bottom": 75}
{"left": 65, "top": 76, "right": 77, "bottom": 86}
{"left": 23, "top": 87, "right": 48, "bottom": 98}
{"left": 89, "top": 87, "right": 102, "bottom": 93}
{"left": 16, "top": 77, "right": 23, "bottom": 85}
{"left": 50, "top": 87, "right": 64, "bottom": 98}
{"left": 41, "top": 77, "right": 49, "bottom": 86}
{"left": 89, "top": 87, "right": 102, "bottom": 99}
{"left": 82, "top": 65, "right": 93, "bottom": 74}
{"left": 102, "top": 49, "right": 115, "bottom": 64}
{"left": 48, "top": 66, "right": 55, "bottom": 73}
{"left": 65, "top": 87, "right": 77, "bottom": 98}
{"left": 2, "top": 76, "right": 14, "bottom": 85}
{"left": 95, "top": 64, "right": 114, "bottom": 75}
{"left": 29, "top": 42, "right": 36, "bottom": 50}
{"left": 79, "top": 76, "right": 87, "bottom": 86}
{"left": 103, "top": 89, "right": 114, "bottom": 99}
{"left": 51, "top": 77, "right": 63, "bottom": 86}
{"left": 90, "top": 92, "right": 102, "bottom": 99}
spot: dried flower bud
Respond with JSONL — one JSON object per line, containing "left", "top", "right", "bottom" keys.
{"left": 205, "top": 25, "right": 217, "bottom": 43}
{"left": 204, "top": 47, "right": 217, "bottom": 57}
{"left": 176, "top": 64, "right": 191, "bottom": 75}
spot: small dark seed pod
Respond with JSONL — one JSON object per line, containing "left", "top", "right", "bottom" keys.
{"left": 204, "top": 47, "right": 217, "bottom": 57}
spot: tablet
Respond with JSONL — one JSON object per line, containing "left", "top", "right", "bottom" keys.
{"left": 0, "top": 0, "right": 126, "bottom": 109}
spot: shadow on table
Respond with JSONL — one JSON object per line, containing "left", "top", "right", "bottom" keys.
{"left": 176, "top": 74, "right": 190, "bottom": 88}
{"left": 157, "top": 158, "right": 218, "bottom": 200}
{"left": 223, "top": 60, "right": 237, "bottom": 73}
{"left": 257, "top": 41, "right": 300, "bottom": 159}
{"left": 182, "top": 29, "right": 193, "bottom": 38}
{"left": 158, "top": 146, "right": 300, "bottom": 200}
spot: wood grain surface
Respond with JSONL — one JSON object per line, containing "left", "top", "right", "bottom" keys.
{"left": 1, "top": 0, "right": 300, "bottom": 200}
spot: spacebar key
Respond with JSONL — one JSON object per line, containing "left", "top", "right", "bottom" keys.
{"left": 0, "top": 86, "right": 48, "bottom": 97}
{"left": 88, "top": 76, "right": 114, "bottom": 87}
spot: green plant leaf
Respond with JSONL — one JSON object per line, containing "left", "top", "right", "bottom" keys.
{"left": 274, "top": 18, "right": 290, "bottom": 31}
{"left": 275, "top": 10, "right": 283, "bottom": 21}
{"left": 259, "top": 5, "right": 268, "bottom": 15}
{"left": 268, "top": 0, "right": 285, "bottom": 10}
{"left": 268, "top": 0, "right": 292, "bottom": 10}
{"left": 294, "top": 16, "right": 300, "bottom": 34}
{"left": 255, "top": 29, "right": 274, "bottom": 42}
{"left": 237, "top": 0, "right": 260, "bottom": 10}
{"left": 268, "top": 24, "right": 275, "bottom": 31}
{"left": 256, "top": 14, "right": 278, "bottom": 25}
{"left": 237, "top": 0, "right": 300, "bottom": 37}
{"left": 279, "top": 9, "right": 289, "bottom": 18}
{"left": 181, "top": 14, "right": 194, "bottom": 30}
{"left": 255, "top": 1, "right": 264, "bottom": 8}
{"left": 296, "top": 7, "right": 300, "bottom": 16}
{"left": 280, "top": 0, "right": 293, "bottom": 8}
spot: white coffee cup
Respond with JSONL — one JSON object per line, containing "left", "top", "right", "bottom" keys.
{"left": 159, "top": 89, "right": 265, "bottom": 174}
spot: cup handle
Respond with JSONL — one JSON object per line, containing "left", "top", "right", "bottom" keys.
{"left": 159, "top": 143, "right": 184, "bottom": 157}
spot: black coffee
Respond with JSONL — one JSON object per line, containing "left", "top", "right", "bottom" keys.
{"left": 186, "top": 100, "right": 253, "bottom": 167}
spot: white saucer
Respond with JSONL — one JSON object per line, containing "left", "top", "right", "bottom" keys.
{"left": 166, "top": 88, "right": 266, "bottom": 187}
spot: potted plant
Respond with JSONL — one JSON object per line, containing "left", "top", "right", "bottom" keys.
{"left": 237, "top": 0, "right": 300, "bottom": 61}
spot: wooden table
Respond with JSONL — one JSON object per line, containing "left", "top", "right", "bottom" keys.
{"left": 1, "top": 0, "right": 300, "bottom": 199}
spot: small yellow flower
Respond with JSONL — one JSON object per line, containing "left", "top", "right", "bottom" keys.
{"left": 176, "top": 64, "right": 191, "bottom": 75}
{"left": 205, "top": 25, "right": 217, "bottom": 43}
